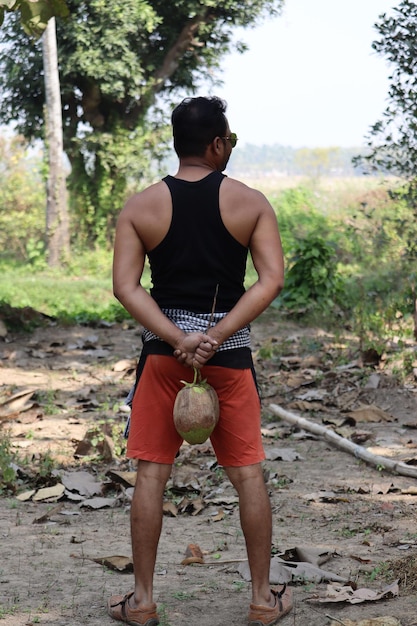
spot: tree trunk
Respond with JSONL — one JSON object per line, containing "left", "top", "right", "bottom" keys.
{"left": 42, "top": 17, "right": 70, "bottom": 267}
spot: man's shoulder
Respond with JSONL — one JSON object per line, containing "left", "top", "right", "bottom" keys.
{"left": 123, "top": 180, "right": 170, "bottom": 211}
{"left": 221, "top": 176, "right": 269, "bottom": 206}
{"left": 134, "top": 179, "right": 168, "bottom": 199}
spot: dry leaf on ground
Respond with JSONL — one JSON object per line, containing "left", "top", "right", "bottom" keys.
{"left": 329, "top": 618, "right": 402, "bottom": 626}
{"left": 309, "top": 580, "right": 399, "bottom": 604}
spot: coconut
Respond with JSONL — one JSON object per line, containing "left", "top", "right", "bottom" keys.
{"left": 173, "top": 368, "right": 219, "bottom": 444}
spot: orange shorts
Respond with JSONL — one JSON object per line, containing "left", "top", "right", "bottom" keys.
{"left": 127, "top": 354, "right": 264, "bottom": 467}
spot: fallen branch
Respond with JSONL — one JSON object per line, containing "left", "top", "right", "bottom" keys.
{"left": 269, "top": 403, "right": 417, "bottom": 480}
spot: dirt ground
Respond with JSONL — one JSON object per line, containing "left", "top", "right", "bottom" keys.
{"left": 1, "top": 311, "right": 417, "bottom": 626}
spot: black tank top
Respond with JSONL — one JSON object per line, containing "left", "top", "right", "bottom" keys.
{"left": 148, "top": 171, "right": 248, "bottom": 313}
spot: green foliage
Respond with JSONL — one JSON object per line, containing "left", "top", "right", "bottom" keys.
{"left": 1, "top": 175, "right": 415, "bottom": 352}
{"left": 344, "top": 208, "right": 413, "bottom": 351}
{"left": 34, "top": 450, "right": 56, "bottom": 481}
{"left": 364, "top": 561, "right": 391, "bottom": 583}
{"left": 25, "top": 238, "right": 47, "bottom": 269}
{"left": 272, "top": 186, "right": 331, "bottom": 253}
{"left": 386, "top": 182, "right": 417, "bottom": 262}
{"left": 353, "top": 1, "right": 417, "bottom": 269}
{"left": 87, "top": 418, "right": 126, "bottom": 459}
{"left": 356, "top": 0, "right": 417, "bottom": 180}
{"left": 35, "top": 389, "right": 59, "bottom": 415}
{"left": 339, "top": 183, "right": 417, "bottom": 341}
{"left": 0, "top": 430, "right": 58, "bottom": 493}
{"left": 0, "top": 271, "right": 123, "bottom": 323}
{"left": 276, "top": 234, "right": 343, "bottom": 313}
{"left": 262, "top": 178, "right": 415, "bottom": 351}
{"left": 0, "top": 135, "right": 46, "bottom": 263}
{"left": 68, "top": 121, "right": 171, "bottom": 246}
{"left": 0, "top": 0, "right": 284, "bottom": 244}
{"left": 0, "top": 247, "right": 153, "bottom": 324}
{"left": 268, "top": 185, "right": 345, "bottom": 313}
{"left": 0, "top": 431, "right": 17, "bottom": 494}
{"left": 0, "top": 0, "right": 69, "bottom": 37}
{"left": 346, "top": 272, "right": 415, "bottom": 361}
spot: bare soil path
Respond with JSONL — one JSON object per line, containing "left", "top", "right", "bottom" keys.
{"left": 1, "top": 312, "right": 416, "bottom": 626}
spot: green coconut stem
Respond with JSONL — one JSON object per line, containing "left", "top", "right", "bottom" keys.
{"left": 193, "top": 367, "right": 204, "bottom": 385}
{"left": 181, "top": 366, "right": 205, "bottom": 388}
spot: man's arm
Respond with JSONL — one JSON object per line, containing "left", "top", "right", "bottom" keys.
{"left": 197, "top": 190, "right": 284, "bottom": 354}
{"left": 112, "top": 199, "right": 217, "bottom": 366}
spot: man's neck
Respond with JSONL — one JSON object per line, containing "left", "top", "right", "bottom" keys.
{"left": 175, "top": 158, "right": 218, "bottom": 181}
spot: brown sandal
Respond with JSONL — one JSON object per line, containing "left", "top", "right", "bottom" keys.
{"left": 107, "top": 592, "right": 159, "bottom": 626}
{"left": 248, "top": 584, "right": 293, "bottom": 625}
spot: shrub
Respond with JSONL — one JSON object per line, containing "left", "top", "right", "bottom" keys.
{"left": 275, "top": 233, "right": 343, "bottom": 313}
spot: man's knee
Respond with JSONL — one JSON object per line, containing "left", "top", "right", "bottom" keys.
{"left": 136, "top": 460, "right": 172, "bottom": 488}
{"left": 225, "top": 463, "right": 265, "bottom": 490}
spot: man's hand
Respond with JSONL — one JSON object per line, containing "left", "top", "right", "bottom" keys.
{"left": 173, "top": 332, "right": 218, "bottom": 368}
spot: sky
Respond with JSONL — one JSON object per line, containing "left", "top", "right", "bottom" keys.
{"left": 203, "top": 0, "right": 400, "bottom": 148}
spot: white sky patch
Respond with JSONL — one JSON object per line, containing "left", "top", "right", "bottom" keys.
{"left": 203, "top": 0, "right": 400, "bottom": 147}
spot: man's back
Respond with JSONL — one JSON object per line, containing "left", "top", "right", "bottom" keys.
{"left": 122, "top": 166, "right": 275, "bottom": 255}
{"left": 147, "top": 171, "right": 247, "bottom": 312}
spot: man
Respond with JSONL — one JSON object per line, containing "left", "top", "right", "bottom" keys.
{"left": 108, "top": 96, "right": 292, "bottom": 626}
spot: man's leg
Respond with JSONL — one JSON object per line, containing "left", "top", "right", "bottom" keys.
{"left": 225, "top": 463, "right": 274, "bottom": 607}
{"left": 130, "top": 460, "right": 172, "bottom": 607}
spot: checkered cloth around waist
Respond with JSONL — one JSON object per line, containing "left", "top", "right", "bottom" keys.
{"left": 142, "top": 308, "right": 250, "bottom": 351}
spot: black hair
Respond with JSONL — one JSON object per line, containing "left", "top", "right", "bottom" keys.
{"left": 171, "top": 96, "right": 228, "bottom": 157}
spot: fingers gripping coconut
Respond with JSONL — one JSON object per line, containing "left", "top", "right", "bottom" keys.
{"left": 173, "top": 367, "right": 219, "bottom": 444}
{"left": 173, "top": 283, "right": 220, "bottom": 444}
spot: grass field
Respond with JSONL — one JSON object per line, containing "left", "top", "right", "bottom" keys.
{"left": 0, "top": 175, "right": 412, "bottom": 330}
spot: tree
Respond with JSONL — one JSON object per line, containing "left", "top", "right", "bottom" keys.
{"left": 0, "top": 0, "right": 68, "bottom": 37}
{"left": 1, "top": 1, "right": 70, "bottom": 266}
{"left": 294, "top": 147, "right": 343, "bottom": 179}
{"left": 0, "top": 135, "right": 46, "bottom": 261}
{"left": 0, "top": 0, "right": 283, "bottom": 244}
{"left": 355, "top": 0, "right": 417, "bottom": 324}
{"left": 357, "top": 0, "right": 417, "bottom": 179}
{"left": 42, "top": 16, "right": 69, "bottom": 266}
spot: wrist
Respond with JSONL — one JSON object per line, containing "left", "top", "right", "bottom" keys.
{"left": 207, "top": 328, "right": 223, "bottom": 347}
{"left": 172, "top": 329, "right": 187, "bottom": 351}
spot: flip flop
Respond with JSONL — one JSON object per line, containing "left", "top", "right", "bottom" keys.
{"left": 107, "top": 592, "right": 159, "bottom": 626}
{"left": 248, "top": 584, "right": 293, "bottom": 625}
